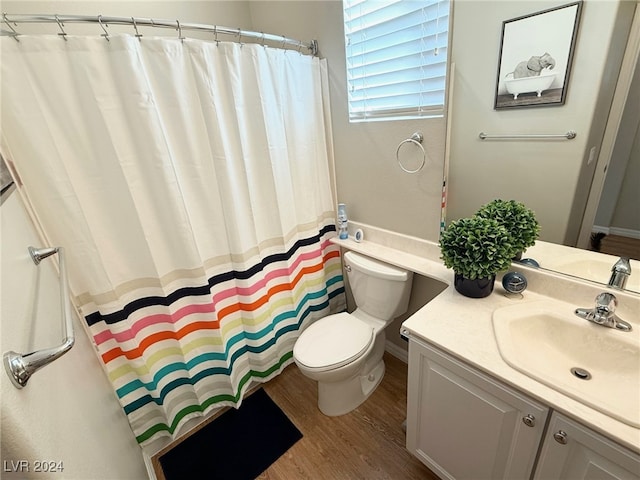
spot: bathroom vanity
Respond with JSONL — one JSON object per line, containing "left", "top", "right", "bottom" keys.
{"left": 406, "top": 338, "right": 640, "bottom": 479}
{"left": 332, "top": 222, "right": 640, "bottom": 480}
{"left": 399, "top": 267, "right": 640, "bottom": 480}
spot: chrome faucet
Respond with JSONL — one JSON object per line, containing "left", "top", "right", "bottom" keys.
{"left": 608, "top": 257, "right": 631, "bottom": 290}
{"left": 575, "top": 292, "right": 632, "bottom": 332}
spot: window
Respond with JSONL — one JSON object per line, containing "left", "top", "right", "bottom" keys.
{"left": 343, "top": 0, "right": 450, "bottom": 122}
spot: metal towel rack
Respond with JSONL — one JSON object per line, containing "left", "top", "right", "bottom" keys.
{"left": 478, "top": 131, "right": 577, "bottom": 140}
{"left": 4, "top": 246, "right": 75, "bottom": 388}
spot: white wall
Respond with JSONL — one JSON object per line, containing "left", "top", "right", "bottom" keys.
{"left": 1, "top": 191, "right": 149, "bottom": 479}
{"left": 446, "top": 0, "right": 635, "bottom": 245}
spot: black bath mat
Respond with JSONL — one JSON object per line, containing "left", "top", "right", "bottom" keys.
{"left": 159, "top": 388, "right": 302, "bottom": 480}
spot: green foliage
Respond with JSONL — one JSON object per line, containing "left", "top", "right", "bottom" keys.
{"left": 475, "top": 199, "right": 540, "bottom": 253}
{"left": 440, "top": 217, "right": 515, "bottom": 280}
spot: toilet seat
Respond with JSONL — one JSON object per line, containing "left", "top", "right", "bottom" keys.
{"left": 294, "top": 313, "right": 374, "bottom": 371}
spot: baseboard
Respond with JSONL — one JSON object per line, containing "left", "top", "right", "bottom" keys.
{"left": 609, "top": 226, "right": 640, "bottom": 240}
{"left": 593, "top": 225, "right": 640, "bottom": 239}
{"left": 385, "top": 340, "right": 408, "bottom": 364}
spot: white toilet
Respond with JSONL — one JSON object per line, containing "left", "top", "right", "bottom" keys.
{"left": 293, "top": 250, "right": 413, "bottom": 416}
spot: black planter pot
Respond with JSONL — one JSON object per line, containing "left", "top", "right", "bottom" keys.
{"left": 454, "top": 273, "right": 495, "bottom": 298}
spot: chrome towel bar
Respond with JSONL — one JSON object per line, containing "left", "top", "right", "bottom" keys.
{"left": 4, "top": 246, "right": 75, "bottom": 388}
{"left": 478, "top": 131, "right": 577, "bottom": 140}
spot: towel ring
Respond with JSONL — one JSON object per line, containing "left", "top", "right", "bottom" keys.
{"left": 396, "top": 132, "right": 426, "bottom": 174}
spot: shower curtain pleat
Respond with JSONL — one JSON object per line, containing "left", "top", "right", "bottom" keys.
{"left": 1, "top": 35, "right": 346, "bottom": 445}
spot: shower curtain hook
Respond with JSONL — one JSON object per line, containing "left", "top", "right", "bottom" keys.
{"left": 2, "top": 13, "right": 20, "bottom": 42}
{"left": 213, "top": 25, "right": 219, "bottom": 46}
{"left": 131, "top": 17, "right": 142, "bottom": 41}
{"left": 176, "top": 20, "right": 184, "bottom": 43}
{"left": 260, "top": 32, "right": 266, "bottom": 48}
{"left": 237, "top": 28, "right": 242, "bottom": 47}
{"left": 54, "top": 15, "right": 67, "bottom": 41}
{"left": 281, "top": 35, "right": 286, "bottom": 49}
{"left": 97, "top": 15, "right": 109, "bottom": 41}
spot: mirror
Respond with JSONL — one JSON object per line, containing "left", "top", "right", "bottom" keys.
{"left": 447, "top": 2, "right": 639, "bottom": 295}
{"left": 514, "top": 20, "right": 639, "bottom": 293}
{"left": 518, "top": 241, "right": 640, "bottom": 293}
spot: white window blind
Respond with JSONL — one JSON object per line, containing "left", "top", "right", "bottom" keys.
{"left": 344, "top": 0, "right": 450, "bottom": 122}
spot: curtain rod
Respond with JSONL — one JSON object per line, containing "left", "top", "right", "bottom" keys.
{"left": 1, "top": 13, "right": 319, "bottom": 56}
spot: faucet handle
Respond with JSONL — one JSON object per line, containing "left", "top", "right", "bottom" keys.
{"left": 576, "top": 292, "right": 631, "bottom": 332}
{"left": 595, "top": 292, "right": 617, "bottom": 314}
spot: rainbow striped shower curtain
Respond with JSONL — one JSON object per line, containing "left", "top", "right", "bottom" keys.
{"left": 1, "top": 35, "right": 345, "bottom": 445}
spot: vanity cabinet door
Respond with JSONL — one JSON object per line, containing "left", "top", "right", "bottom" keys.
{"left": 406, "top": 338, "right": 548, "bottom": 480}
{"left": 534, "top": 413, "right": 640, "bottom": 480}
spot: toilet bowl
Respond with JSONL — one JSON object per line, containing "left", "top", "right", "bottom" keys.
{"left": 293, "top": 250, "right": 413, "bottom": 416}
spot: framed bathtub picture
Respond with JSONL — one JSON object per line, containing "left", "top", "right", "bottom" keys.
{"left": 494, "top": 1, "right": 582, "bottom": 110}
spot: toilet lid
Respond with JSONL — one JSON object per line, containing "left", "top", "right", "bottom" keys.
{"left": 294, "top": 313, "right": 374, "bottom": 370}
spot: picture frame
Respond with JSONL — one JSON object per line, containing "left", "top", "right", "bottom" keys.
{"left": 494, "top": 1, "right": 582, "bottom": 110}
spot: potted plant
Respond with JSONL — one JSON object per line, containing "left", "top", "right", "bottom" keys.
{"left": 475, "top": 199, "right": 540, "bottom": 260}
{"left": 440, "top": 216, "right": 515, "bottom": 298}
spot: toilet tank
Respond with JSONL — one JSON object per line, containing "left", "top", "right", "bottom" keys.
{"left": 344, "top": 251, "right": 414, "bottom": 320}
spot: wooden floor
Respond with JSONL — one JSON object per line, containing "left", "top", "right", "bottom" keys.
{"left": 153, "top": 353, "right": 437, "bottom": 480}
{"left": 258, "top": 353, "right": 438, "bottom": 480}
{"left": 597, "top": 234, "right": 640, "bottom": 261}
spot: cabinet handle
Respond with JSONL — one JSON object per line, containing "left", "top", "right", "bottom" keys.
{"left": 522, "top": 414, "right": 536, "bottom": 427}
{"left": 553, "top": 430, "right": 568, "bottom": 445}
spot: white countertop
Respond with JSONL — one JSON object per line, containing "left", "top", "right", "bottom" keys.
{"left": 331, "top": 227, "right": 640, "bottom": 454}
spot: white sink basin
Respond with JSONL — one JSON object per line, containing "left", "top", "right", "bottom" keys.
{"left": 492, "top": 301, "right": 640, "bottom": 427}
